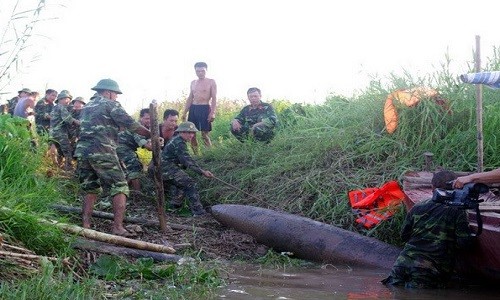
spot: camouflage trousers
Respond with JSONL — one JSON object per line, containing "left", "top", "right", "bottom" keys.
{"left": 382, "top": 266, "right": 447, "bottom": 288}
{"left": 77, "top": 152, "right": 129, "bottom": 197}
{"left": 50, "top": 131, "right": 73, "bottom": 159}
{"left": 163, "top": 168, "right": 203, "bottom": 213}
{"left": 117, "top": 147, "right": 144, "bottom": 180}
{"left": 231, "top": 123, "right": 275, "bottom": 142}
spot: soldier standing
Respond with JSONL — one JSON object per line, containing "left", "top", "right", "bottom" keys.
{"left": 49, "top": 91, "right": 80, "bottom": 170}
{"left": 68, "top": 96, "right": 86, "bottom": 156}
{"left": 75, "top": 79, "right": 151, "bottom": 237}
{"left": 116, "top": 108, "right": 154, "bottom": 196}
{"left": 34, "top": 89, "right": 58, "bottom": 136}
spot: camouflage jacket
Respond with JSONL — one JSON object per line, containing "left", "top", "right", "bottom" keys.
{"left": 34, "top": 98, "right": 54, "bottom": 131}
{"left": 7, "top": 96, "right": 19, "bottom": 115}
{"left": 117, "top": 130, "right": 148, "bottom": 153}
{"left": 396, "top": 199, "right": 473, "bottom": 276}
{"left": 161, "top": 135, "right": 202, "bottom": 175}
{"left": 75, "top": 95, "right": 140, "bottom": 157}
{"left": 68, "top": 108, "right": 82, "bottom": 139}
{"left": 234, "top": 102, "right": 278, "bottom": 128}
{"left": 49, "top": 104, "right": 76, "bottom": 136}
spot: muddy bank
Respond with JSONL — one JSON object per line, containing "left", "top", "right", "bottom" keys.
{"left": 64, "top": 195, "right": 269, "bottom": 264}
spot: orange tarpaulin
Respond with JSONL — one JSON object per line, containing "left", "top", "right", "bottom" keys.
{"left": 383, "top": 87, "right": 448, "bottom": 134}
{"left": 348, "top": 181, "right": 408, "bottom": 229}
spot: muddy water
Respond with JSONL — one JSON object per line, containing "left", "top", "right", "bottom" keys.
{"left": 218, "top": 264, "right": 499, "bottom": 300}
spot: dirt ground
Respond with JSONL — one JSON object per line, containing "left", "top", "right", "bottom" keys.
{"left": 77, "top": 193, "right": 269, "bottom": 263}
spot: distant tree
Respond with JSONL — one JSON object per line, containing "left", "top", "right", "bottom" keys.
{"left": 0, "top": 0, "right": 56, "bottom": 95}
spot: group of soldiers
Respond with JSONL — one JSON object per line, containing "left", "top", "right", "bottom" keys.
{"left": 3, "top": 87, "right": 87, "bottom": 171}
{"left": 2, "top": 65, "right": 279, "bottom": 238}
{"left": 0, "top": 74, "right": 277, "bottom": 236}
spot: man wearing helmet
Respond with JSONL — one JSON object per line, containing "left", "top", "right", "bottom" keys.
{"left": 49, "top": 91, "right": 80, "bottom": 171}
{"left": 161, "top": 121, "right": 214, "bottom": 216}
{"left": 75, "top": 79, "right": 151, "bottom": 237}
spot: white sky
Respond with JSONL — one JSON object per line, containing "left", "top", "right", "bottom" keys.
{"left": 2, "top": 0, "right": 500, "bottom": 113}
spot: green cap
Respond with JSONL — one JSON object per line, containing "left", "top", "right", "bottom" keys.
{"left": 175, "top": 121, "right": 198, "bottom": 133}
{"left": 18, "top": 88, "right": 31, "bottom": 94}
{"left": 56, "top": 91, "right": 73, "bottom": 103}
{"left": 91, "top": 78, "right": 122, "bottom": 94}
{"left": 71, "top": 96, "right": 86, "bottom": 105}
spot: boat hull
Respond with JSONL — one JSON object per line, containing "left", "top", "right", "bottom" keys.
{"left": 211, "top": 204, "right": 401, "bottom": 269}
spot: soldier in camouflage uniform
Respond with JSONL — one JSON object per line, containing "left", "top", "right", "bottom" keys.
{"left": 116, "top": 108, "right": 153, "bottom": 195}
{"left": 68, "top": 97, "right": 86, "bottom": 155}
{"left": 162, "top": 121, "right": 214, "bottom": 216}
{"left": 382, "top": 170, "right": 475, "bottom": 288}
{"left": 75, "top": 79, "right": 151, "bottom": 237}
{"left": 34, "top": 89, "right": 58, "bottom": 136}
{"left": 231, "top": 87, "right": 278, "bottom": 142}
{"left": 49, "top": 91, "right": 80, "bottom": 170}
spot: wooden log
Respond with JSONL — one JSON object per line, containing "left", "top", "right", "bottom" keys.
{"left": 50, "top": 204, "right": 204, "bottom": 232}
{"left": 0, "top": 250, "right": 58, "bottom": 262}
{"left": 150, "top": 100, "right": 168, "bottom": 232}
{"left": 403, "top": 176, "right": 432, "bottom": 184}
{"left": 44, "top": 220, "right": 175, "bottom": 254}
{"left": 479, "top": 206, "right": 500, "bottom": 213}
{"left": 403, "top": 182, "right": 432, "bottom": 190}
{"left": 72, "top": 239, "right": 182, "bottom": 262}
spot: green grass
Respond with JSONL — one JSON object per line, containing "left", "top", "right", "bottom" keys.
{"left": 187, "top": 46, "right": 500, "bottom": 246}
{"left": 2, "top": 46, "right": 500, "bottom": 298}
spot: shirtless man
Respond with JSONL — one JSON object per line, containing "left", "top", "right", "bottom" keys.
{"left": 181, "top": 62, "right": 217, "bottom": 154}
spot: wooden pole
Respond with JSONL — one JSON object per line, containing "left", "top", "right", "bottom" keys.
{"left": 149, "top": 100, "right": 168, "bottom": 232}
{"left": 50, "top": 204, "right": 206, "bottom": 231}
{"left": 51, "top": 221, "right": 175, "bottom": 253}
{"left": 475, "top": 35, "right": 484, "bottom": 172}
{"left": 72, "top": 239, "right": 182, "bottom": 262}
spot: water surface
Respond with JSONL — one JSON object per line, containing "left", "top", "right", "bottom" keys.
{"left": 219, "top": 264, "right": 499, "bottom": 300}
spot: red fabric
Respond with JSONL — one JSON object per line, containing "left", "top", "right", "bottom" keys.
{"left": 348, "top": 180, "right": 407, "bottom": 229}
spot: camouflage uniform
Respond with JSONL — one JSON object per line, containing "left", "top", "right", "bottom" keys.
{"left": 116, "top": 130, "right": 148, "bottom": 180}
{"left": 68, "top": 107, "right": 82, "bottom": 153}
{"left": 75, "top": 95, "right": 141, "bottom": 197}
{"left": 34, "top": 98, "right": 54, "bottom": 135}
{"left": 382, "top": 199, "right": 474, "bottom": 288}
{"left": 49, "top": 103, "right": 78, "bottom": 163}
{"left": 161, "top": 135, "right": 205, "bottom": 214}
{"left": 231, "top": 102, "right": 278, "bottom": 142}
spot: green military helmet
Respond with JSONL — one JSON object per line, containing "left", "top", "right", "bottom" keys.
{"left": 175, "top": 121, "right": 198, "bottom": 133}
{"left": 91, "top": 78, "right": 122, "bottom": 94}
{"left": 18, "top": 88, "right": 31, "bottom": 94}
{"left": 71, "top": 96, "right": 86, "bottom": 105}
{"left": 56, "top": 91, "right": 73, "bottom": 103}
